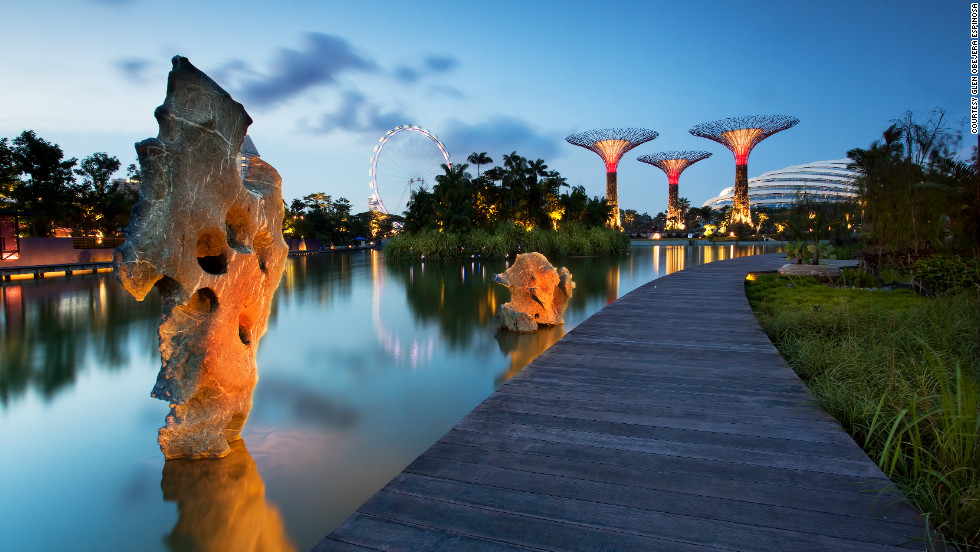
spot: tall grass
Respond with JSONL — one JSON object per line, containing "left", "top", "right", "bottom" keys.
{"left": 384, "top": 222, "right": 630, "bottom": 261}
{"left": 747, "top": 275, "right": 980, "bottom": 549}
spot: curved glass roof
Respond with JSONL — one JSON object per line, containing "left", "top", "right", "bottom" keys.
{"left": 703, "top": 159, "right": 858, "bottom": 210}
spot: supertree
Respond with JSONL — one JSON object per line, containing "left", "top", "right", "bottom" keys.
{"left": 565, "top": 128, "right": 659, "bottom": 229}
{"left": 689, "top": 115, "right": 798, "bottom": 225}
{"left": 637, "top": 150, "right": 712, "bottom": 230}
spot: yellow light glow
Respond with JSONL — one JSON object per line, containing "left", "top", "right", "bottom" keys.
{"left": 593, "top": 139, "right": 630, "bottom": 163}
{"left": 659, "top": 158, "right": 689, "bottom": 175}
{"left": 745, "top": 273, "right": 757, "bottom": 281}
{"left": 720, "top": 128, "right": 764, "bottom": 157}
{"left": 666, "top": 245, "right": 684, "bottom": 275}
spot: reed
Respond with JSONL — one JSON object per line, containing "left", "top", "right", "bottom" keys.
{"left": 384, "top": 223, "right": 630, "bottom": 262}
{"left": 748, "top": 275, "right": 980, "bottom": 549}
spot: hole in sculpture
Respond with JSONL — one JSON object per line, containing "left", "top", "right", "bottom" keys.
{"left": 253, "top": 229, "right": 273, "bottom": 273}
{"left": 187, "top": 287, "right": 219, "bottom": 314}
{"left": 238, "top": 312, "right": 252, "bottom": 345}
{"left": 196, "top": 229, "right": 228, "bottom": 275}
{"left": 225, "top": 205, "right": 254, "bottom": 254}
{"left": 154, "top": 276, "right": 182, "bottom": 296}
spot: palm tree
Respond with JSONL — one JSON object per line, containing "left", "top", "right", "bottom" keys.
{"left": 466, "top": 152, "right": 492, "bottom": 177}
{"left": 433, "top": 163, "right": 474, "bottom": 233}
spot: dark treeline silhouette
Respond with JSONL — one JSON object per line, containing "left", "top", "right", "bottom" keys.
{"left": 1, "top": 130, "right": 138, "bottom": 237}
{"left": 404, "top": 152, "right": 611, "bottom": 233}
{"left": 283, "top": 193, "right": 401, "bottom": 244}
{"left": 847, "top": 109, "right": 979, "bottom": 261}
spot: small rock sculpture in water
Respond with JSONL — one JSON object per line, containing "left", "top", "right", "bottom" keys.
{"left": 114, "top": 56, "right": 288, "bottom": 459}
{"left": 494, "top": 252, "right": 575, "bottom": 333}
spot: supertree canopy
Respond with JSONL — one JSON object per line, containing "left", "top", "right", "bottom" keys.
{"left": 689, "top": 115, "right": 798, "bottom": 225}
{"left": 637, "top": 151, "right": 712, "bottom": 230}
{"left": 566, "top": 128, "right": 659, "bottom": 229}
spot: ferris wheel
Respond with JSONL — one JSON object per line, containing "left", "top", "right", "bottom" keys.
{"left": 369, "top": 125, "right": 451, "bottom": 217}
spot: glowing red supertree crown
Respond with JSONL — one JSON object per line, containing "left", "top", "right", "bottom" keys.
{"left": 689, "top": 115, "right": 798, "bottom": 164}
{"left": 566, "top": 128, "right": 659, "bottom": 172}
{"left": 637, "top": 150, "right": 712, "bottom": 185}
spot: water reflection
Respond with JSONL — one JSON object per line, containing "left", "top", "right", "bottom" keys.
{"left": 494, "top": 325, "right": 565, "bottom": 386}
{"left": 161, "top": 439, "right": 295, "bottom": 552}
{"left": 0, "top": 275, "right": 159, "bottom": 406}
{"left": 0, "top": 243, "right": 785, "bottom": 551}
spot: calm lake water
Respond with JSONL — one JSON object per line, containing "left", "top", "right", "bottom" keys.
{"left": 0, "top": 242, "right": 782, "bottom": 551}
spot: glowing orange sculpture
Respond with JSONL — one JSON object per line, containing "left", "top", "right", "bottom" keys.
{"left": 637, "top": 151, "right": 712, "bottom": 230}
{"left": 690, "top": 115, "right": 798, "bottom": 224}
{"left": 566, "top": 128, "right": 658, "bottom": 229}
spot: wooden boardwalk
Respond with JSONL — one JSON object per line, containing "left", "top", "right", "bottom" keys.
{"left": 314, "top": 253, "right": 938, "bottom": 551}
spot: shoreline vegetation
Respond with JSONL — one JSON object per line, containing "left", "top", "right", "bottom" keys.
{"left": 384, "top": 222, "right": 630, "bottom": 262}
{"left": 746, "top": 272, "right": 979, "bottom": 549}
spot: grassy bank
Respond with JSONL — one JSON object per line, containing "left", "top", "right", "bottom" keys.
{"left": 746, "top": 275, "right": 979, "bottom": 549}
{"left": 384, "top": 222, "right": 631, "bottom": 262}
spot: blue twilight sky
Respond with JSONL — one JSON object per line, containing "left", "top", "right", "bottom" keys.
{"left": 0, "top": 0, "right": 969, "bottom": 216}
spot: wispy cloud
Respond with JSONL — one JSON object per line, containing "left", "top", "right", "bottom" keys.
{"left": 307, "top": 90, "right": 413, "bottom": 135}
{"left": 393, "top": 65, "right": 421, "bottom": 84}
{"left": 392, "top": 54, "right": 460, "bottom": 85}
{"left": 442, "top": 116, "right": 560, "bottom": 160}
{"left": 429, "top": 84, "right": 464, "bottom": 99}
{"left": 423, "top": 55, "right": 458, "bottom": 73}
{"left": 234, "top": 33, "right": 377, "bottom": 108}
{"left": 114, "top": 57, "right": 153, "bottom": 83}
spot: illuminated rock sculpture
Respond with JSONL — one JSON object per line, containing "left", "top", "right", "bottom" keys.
{"left": 114, "top": 56, "right": 288, "bottom": 459}
{"left": 494, "top": 252, "right": 575, "bottom": 333}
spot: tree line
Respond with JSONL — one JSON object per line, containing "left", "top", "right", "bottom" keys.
{"left": 0, "top": 130, "right": 138, "bottom": 237}
{"left": 403, "top": 151, "right": 613, "bottom": 233}
{"left": 283, "top": 193, "right": 400, "bottom": 245}
{"left": 846, "top": 109, "right": 978, "bottom": 260}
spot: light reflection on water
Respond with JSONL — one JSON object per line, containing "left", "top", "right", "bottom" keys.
{"left": 0, "top": 242, "right": 780, "bottom": 551}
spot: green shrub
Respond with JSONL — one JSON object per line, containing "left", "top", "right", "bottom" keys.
{"left": 837, "top": 267, "right": 879, "bottom": 288}
{"left": 912, "top": 255, "right": 980, "bottom": 296}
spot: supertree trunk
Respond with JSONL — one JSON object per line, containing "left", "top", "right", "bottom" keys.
{"left": 667, "top": 183, "right": 681, "bottom": 229}
{"left": 689, "top": 115, "right": 799, "bottom": 227}
{"left": 566, "top": 128, "right": 659, "bottom": 232}
{"left": 732, "top": 164, "right": 751, "bottom": 224}
{"left": 607, "top": 171, "right": 620, "bottom": 229}
{"left": 637, "top": 151, "right": 713, "bottom": 233}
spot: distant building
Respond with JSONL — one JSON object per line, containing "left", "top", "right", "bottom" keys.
{"left": 368, "top": 194, "right": 382, "bottom": 213}
{"left": 239, "top": 135, "right": 259, "bottom": 179}
{"left": 702, "top": 159, "right": 858, "bottom": 210}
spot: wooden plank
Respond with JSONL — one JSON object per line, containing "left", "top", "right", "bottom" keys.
{"left": 354, "top": 488, "right": 919, "bottom": 552}
{"left": 313, "top": 254, "right": 942, "bottom": 551}
{"left": 404, "top": 451, "right": 924, "bottom": 526}
{"left": 474, "top": 393, "right": 850, "bottom": 443}
{"left": 383, "top": 472, "right": 927, "bottom": 549}
{"left": 319, "top": 513, "right": 539, "bottom": 551}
